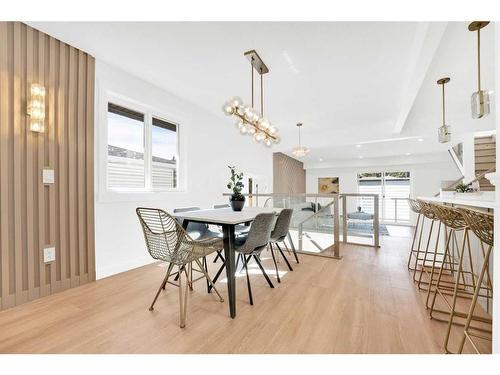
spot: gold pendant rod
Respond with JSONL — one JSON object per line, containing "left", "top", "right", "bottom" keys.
{"left": 251, "top": 57, "right": 254, "bottom": 108}
{"left": 260, "top": 68, "right": 264, "bottom": 117}
{"left": 477, "top": 28, "right": 481, "bottom": 92}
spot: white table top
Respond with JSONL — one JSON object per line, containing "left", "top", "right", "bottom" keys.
{"left": 418, "top": 196, "right": 495, "bottom": 209}
{"left": 173, "top": 207, "right": 281, "bottom": 225}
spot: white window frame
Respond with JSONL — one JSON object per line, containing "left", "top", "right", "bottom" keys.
{"left": 97, "top": 90, "right": 184, "bottom": 201}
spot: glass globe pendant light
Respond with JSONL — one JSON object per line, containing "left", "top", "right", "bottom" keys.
{"left": 469, "top": 21, "right": 490, "bottom": 119}
{"left": 437, "top": 77, "right": 451, "bottom": 144}
{"left": 292, "top": 123, "right": 310, "bottom": 157}
{"left": 222, "top": 50, "right": 280, "bottom": 147}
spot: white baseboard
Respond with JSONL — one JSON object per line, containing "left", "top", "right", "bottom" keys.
{"left": 96, "top": 256, "right": 156, "bottom": 280}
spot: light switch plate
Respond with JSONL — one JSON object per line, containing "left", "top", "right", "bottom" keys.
{"left": 42, "top": 168, "right": 55, "bottom": 184}
{"left": 43, "top": 246, "right": 56, "bottom": 263}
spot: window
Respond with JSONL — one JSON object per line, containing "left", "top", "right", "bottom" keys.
{"left": 357, "top": 171, "right": 410, "bottom": 223}
{"left": 151, "top": 117, "right": 178, "bottom": 190}
{"left": 106, "top": 102, "right": 179, "bottom": 191}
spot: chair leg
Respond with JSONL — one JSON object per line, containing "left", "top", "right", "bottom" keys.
{"left": 276, "top": 243, "right": 293, "bottom": 271}
{"left": 242, "top": 253, "right": 254, "bottom": 305}
{"left": 209, "top": 262, "right": 226, "bottom": 293}
{"left": 284, "top": 241, "right": 299, "bottom": 264}
{"left": 149, "top": 263, "right": 174, "bottom": 311}
{"left": 253, "top": 254, "right": 275, "bottom": 288}
{"left": 203, "top": 256, "right": 209, "bottom": 292}
{"left": 178, "top": 264, "right": 189, "bottom": 328}
{"left": 235, "top": 253, "right": 241, "bottom": 272}
{"left": 269, "top": 243, "right": 281, "bottom": 283}
{"left": 194, "top": 258, "right": 224, "bottom": 302}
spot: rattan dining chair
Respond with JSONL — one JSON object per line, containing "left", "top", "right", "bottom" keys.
{"left": 173, "top": 207, "right": 225, "bottom": 290}
{"left": 269, "top": 208, "right": 296, "bottom": 283}
{"left": 235, "top": 212, "right": 276, "bottom": 305}
{"left": 136, "top": 207, "right": 224, "bottom": 328}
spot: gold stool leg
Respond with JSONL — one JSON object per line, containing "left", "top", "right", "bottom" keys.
{"left": 443, "top": 229, "right": 468, "bottom": 353}
{"left": 412, "top": 215, "right": 427, "bottom": 281}
{"left": 458, "top": 244, "right": 493, "bottom": 354}
{"left": 413, "top": 220, "right": 434, "bottom": 289}
{"left": 429, "top": 229, "right": 453, "bottom": 319}
{"left": 407, "top": 213, "right": 422, "bottom": 270}
{"left": 417, "top": 220, "right": 439, "bottom": 290}
{"left": 426, "top": 226, "right": 452, "bottom": 309}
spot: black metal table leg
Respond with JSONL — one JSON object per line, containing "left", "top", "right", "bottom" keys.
{"left": 222, "top": 224, "right": 236, "bottom": 318}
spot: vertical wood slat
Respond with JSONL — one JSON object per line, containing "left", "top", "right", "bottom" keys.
{"left": 86, "top": 56, "right": 96, "bottom": 281}
{"left": 37, "top": 30, "right": 47, "bottom": 297}
{"left": 77, "top": 51, "right": 86, "bottom": 283}
{"left": 58, "top": 42, "right": 69, "bottom": 289}
{"left": 25, "top": 25, "right": 37, "bottom": 301}
{"left": 48, "top": 36, "right": 57, "bottom": 291}
{"left": 0, "top": 22, "right": 95, "bottom": 311}
{"left": 68, "top": 46, "right": 78, "bottom": 287}
{"left": 0, "top": 22, "right": 14, "bottom": 309}
{"left": 13, "top": 22, "right": 26, "bottom": 305}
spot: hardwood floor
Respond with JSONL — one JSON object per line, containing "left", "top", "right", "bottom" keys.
{"left": 0, "top": 231, "right": 491, "bottom": 353}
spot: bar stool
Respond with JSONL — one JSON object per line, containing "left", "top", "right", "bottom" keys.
{"left": 423, "top": 203, "right": 462, "bottom": 310}
{"left": 457, "top": 208, "right": 493, "bottom": 354}
{"left": 427, "top": 205, "right": 492, "bottom": 353}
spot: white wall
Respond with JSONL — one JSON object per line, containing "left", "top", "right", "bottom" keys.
{"left": 94, "top": 61, "right": 273, "bottom": 279}
{"left": 305, "top": 155, "right": 461, "bottom": 225}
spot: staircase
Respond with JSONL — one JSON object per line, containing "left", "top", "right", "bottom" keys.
{"left": 474, "top": 135, "right": 496, "bottom": 191}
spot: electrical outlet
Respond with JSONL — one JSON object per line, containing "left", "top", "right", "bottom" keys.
{"left": 43, "top": 246, "right": 56, "bottom": 263}
{"left": 42, "top": 168, "right": 55, "bottom": 184}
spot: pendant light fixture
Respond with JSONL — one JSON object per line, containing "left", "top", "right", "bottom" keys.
{"left": 469, "top": 21, "right": 490, "bottom": 119}
{"left": 292, "top": 123, "right": 309, "bottom": 157}
{"left": 437, "top": 77, "right": 451, "bottom": 144}
{"left": 222, "top": 50, "right": 280, "bottom": 147}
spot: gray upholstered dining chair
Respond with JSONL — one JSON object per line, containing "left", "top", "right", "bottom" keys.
{"left": 136, "top": 207, "right": 224, "bottom": 328}
{"left": 268, "top": 208, "right": 297, "bottom": 283}
{"left": 234, "top": 212, "right": 276, "bottom": 305}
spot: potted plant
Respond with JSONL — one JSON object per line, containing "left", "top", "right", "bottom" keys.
{"left": 227, "top": 166, "right": 245, "bottom": 211}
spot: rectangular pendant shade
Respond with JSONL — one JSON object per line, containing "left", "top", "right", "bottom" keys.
{"left": 471, "top": 90, "right": 490, "bottom": 119}
{"left": 438, "top": 125, "right": 451, "bottom": 143}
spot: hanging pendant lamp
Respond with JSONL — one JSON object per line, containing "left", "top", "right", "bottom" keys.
{"left": 222, "top": 50, "right": 280, "bottom": 147}
{"left": 292, "top": 123, "right": 309, "bottom": 157}
{"left": 469, "top": 21, "right": 490, "bottom": 119}
{"left": 437, "top": 77, "right": 451, "bottom": 144}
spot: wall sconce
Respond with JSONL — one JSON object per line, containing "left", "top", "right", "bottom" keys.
{"left": 27, "top": 83, "right": 46, "bottom": 132}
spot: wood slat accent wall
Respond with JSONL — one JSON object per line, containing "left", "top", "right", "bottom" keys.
{"left": 273, "top": 152, "right": 306, "bottom": 194}
{"left": 0, "top": 22, "right": 95, "bottom": 310}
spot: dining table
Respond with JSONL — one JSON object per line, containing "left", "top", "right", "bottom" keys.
{"left": 173, "top": 206, "right": 280, "bottom": 318}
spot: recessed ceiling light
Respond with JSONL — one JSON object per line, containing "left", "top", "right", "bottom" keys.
{"left": 405, "top": 152, "right": 411, "bottom": 156}
{"left": 418, "top": 138, "right": 424, "bottom": 142}
{"left": 355, "top": 144, "right": 361, "bottom": 148}
{"left": 319, "top": 158, "right": 323, "bottom": 162}
{"left": 359, "top": 156, "right": 364, "bottom": 159}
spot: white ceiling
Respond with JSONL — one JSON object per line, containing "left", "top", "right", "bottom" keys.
{"left": 30, "top": 22, "right": 496, "bottom": 163}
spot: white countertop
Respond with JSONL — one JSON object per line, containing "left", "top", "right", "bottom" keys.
{"left": 418, "top": 195, "right": 496, "bottom": 209}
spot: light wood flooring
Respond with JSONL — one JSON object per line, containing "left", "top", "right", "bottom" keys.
{"left": 0, "top": 230, "right": 492, "bottom": 353}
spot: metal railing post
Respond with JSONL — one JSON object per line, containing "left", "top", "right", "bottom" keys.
{"left": 333, "top": 194, "right": 340, "bottom": 258}
{"left": 342, "top": 195, "right": 347, "bottom": 243}
{"left": 374, "top": 195, "right": 380, "bottom": 247}
{"left": 298, "top": 223, "right": 303, "bottom": 252}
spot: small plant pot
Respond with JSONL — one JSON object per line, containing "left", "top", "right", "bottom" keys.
{"left": 229, "top": 194, "right": 245, "bottom": 211}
